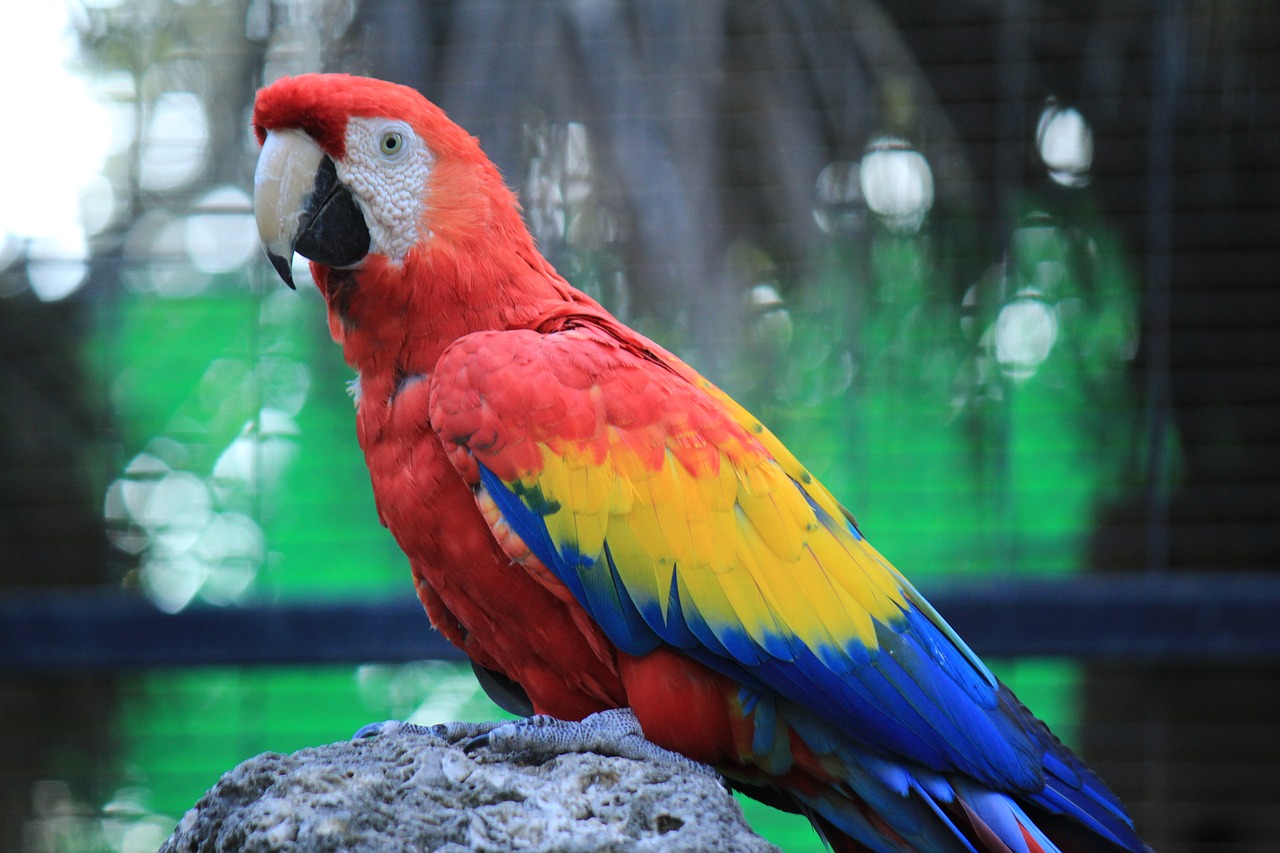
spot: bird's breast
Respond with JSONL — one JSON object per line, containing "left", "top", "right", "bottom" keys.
{"left": 358, "top": 378, "right": 628, "bottom": 721}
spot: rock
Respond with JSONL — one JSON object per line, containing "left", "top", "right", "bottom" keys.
{"left": 159, "top": 720, "right": 779, "bottom": 852}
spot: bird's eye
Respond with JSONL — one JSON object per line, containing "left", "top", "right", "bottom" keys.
{"left": 379, "top": 131, "right": 404, "bottom": 157}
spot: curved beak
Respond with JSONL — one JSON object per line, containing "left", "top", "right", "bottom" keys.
{"left": 254, "top": 129, "right": 371, "bottom": 288}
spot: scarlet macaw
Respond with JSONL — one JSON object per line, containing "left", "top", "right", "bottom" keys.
{"left": 251, "top": 73, "right": 1147, "bottom": 853}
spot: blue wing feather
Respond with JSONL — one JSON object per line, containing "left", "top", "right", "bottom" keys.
{"left": 474, "top": 459, "right": 1146, "bottom": 853}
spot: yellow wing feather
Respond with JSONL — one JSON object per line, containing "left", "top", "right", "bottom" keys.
{"left": 521, "top": 397, "right": 910, "bottom": 664}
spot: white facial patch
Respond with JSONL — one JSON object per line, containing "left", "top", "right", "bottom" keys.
{"left": 337, "top": 117, "right": 434, "bottom": 264}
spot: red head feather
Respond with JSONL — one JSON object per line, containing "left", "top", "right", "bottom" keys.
{"left": 252, "top": 73, "right": 480, "bottom": 162}
{"left": 252, "top": 73, "right": 537, "bottom": 267}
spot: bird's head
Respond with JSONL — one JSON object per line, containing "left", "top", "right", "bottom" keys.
{"left": 252, "top": 73, "right": 517, "bottom": 288}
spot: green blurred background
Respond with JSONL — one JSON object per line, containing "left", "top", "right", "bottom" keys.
{"left": 1, "top": 2, "right": 1277, "bottom": 851}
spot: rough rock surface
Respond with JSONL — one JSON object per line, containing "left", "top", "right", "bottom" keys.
{"left": 159, "top": 720, "right": 780, "bottom": 852}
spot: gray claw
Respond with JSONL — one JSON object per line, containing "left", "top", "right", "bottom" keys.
{"left": 352, "top": 720, "right": 397, "bottom": 740}
{"left": 352, "top": 720, "right": 436, "bottom": 741}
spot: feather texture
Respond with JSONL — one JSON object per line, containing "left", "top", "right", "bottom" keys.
{"left": 429, "top": 316, "right": 1145, "bottom": 853}
{"left": 252, "top": 73, "right": 1150, "bottom": 853}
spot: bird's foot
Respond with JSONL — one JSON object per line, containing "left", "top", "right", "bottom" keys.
{"left": 466, "top": 708, "right": 718, "bottom": 778}
{"left": 351, "top": 719, "right": 503, "bottom": 744}
{"left": 353, "top": 719, "right": 428, "bottom": 740}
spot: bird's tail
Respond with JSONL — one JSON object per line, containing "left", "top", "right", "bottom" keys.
{"left": 795, "top": 767, "right": 1149, "bottom": 853}
{"left": 765, "top": 710, "right": 1148, "bottom": 853}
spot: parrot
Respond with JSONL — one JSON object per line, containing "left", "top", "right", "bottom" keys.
{"left": 251, "top": 73, "right": 1148, "bottom": 853}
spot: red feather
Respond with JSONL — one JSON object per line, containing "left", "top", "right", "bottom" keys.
{"left": 253, "top": 74, "right": 1149, "bottom": 853}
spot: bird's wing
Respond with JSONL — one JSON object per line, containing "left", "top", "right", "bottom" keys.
{"left": 431, "top": 318, "right": 1032, "bottom": 775}
{"left": 428, "top": 318, "right": 1141, "bottom": 853}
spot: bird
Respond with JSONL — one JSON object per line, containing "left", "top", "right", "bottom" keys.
{"left": 251, "top": 73, "right": 1148, "bottom": 853}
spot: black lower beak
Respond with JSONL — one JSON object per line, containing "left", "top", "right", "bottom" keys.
{"left": 295, "top": 156, "right": 371, "bottom": 272}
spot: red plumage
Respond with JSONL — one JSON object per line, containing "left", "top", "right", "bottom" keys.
{"left": 258, "top": 68, "right": 810, "bottom": 789}
{"left": 252, "top": 74, "right": 1148, "bottom": 853}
